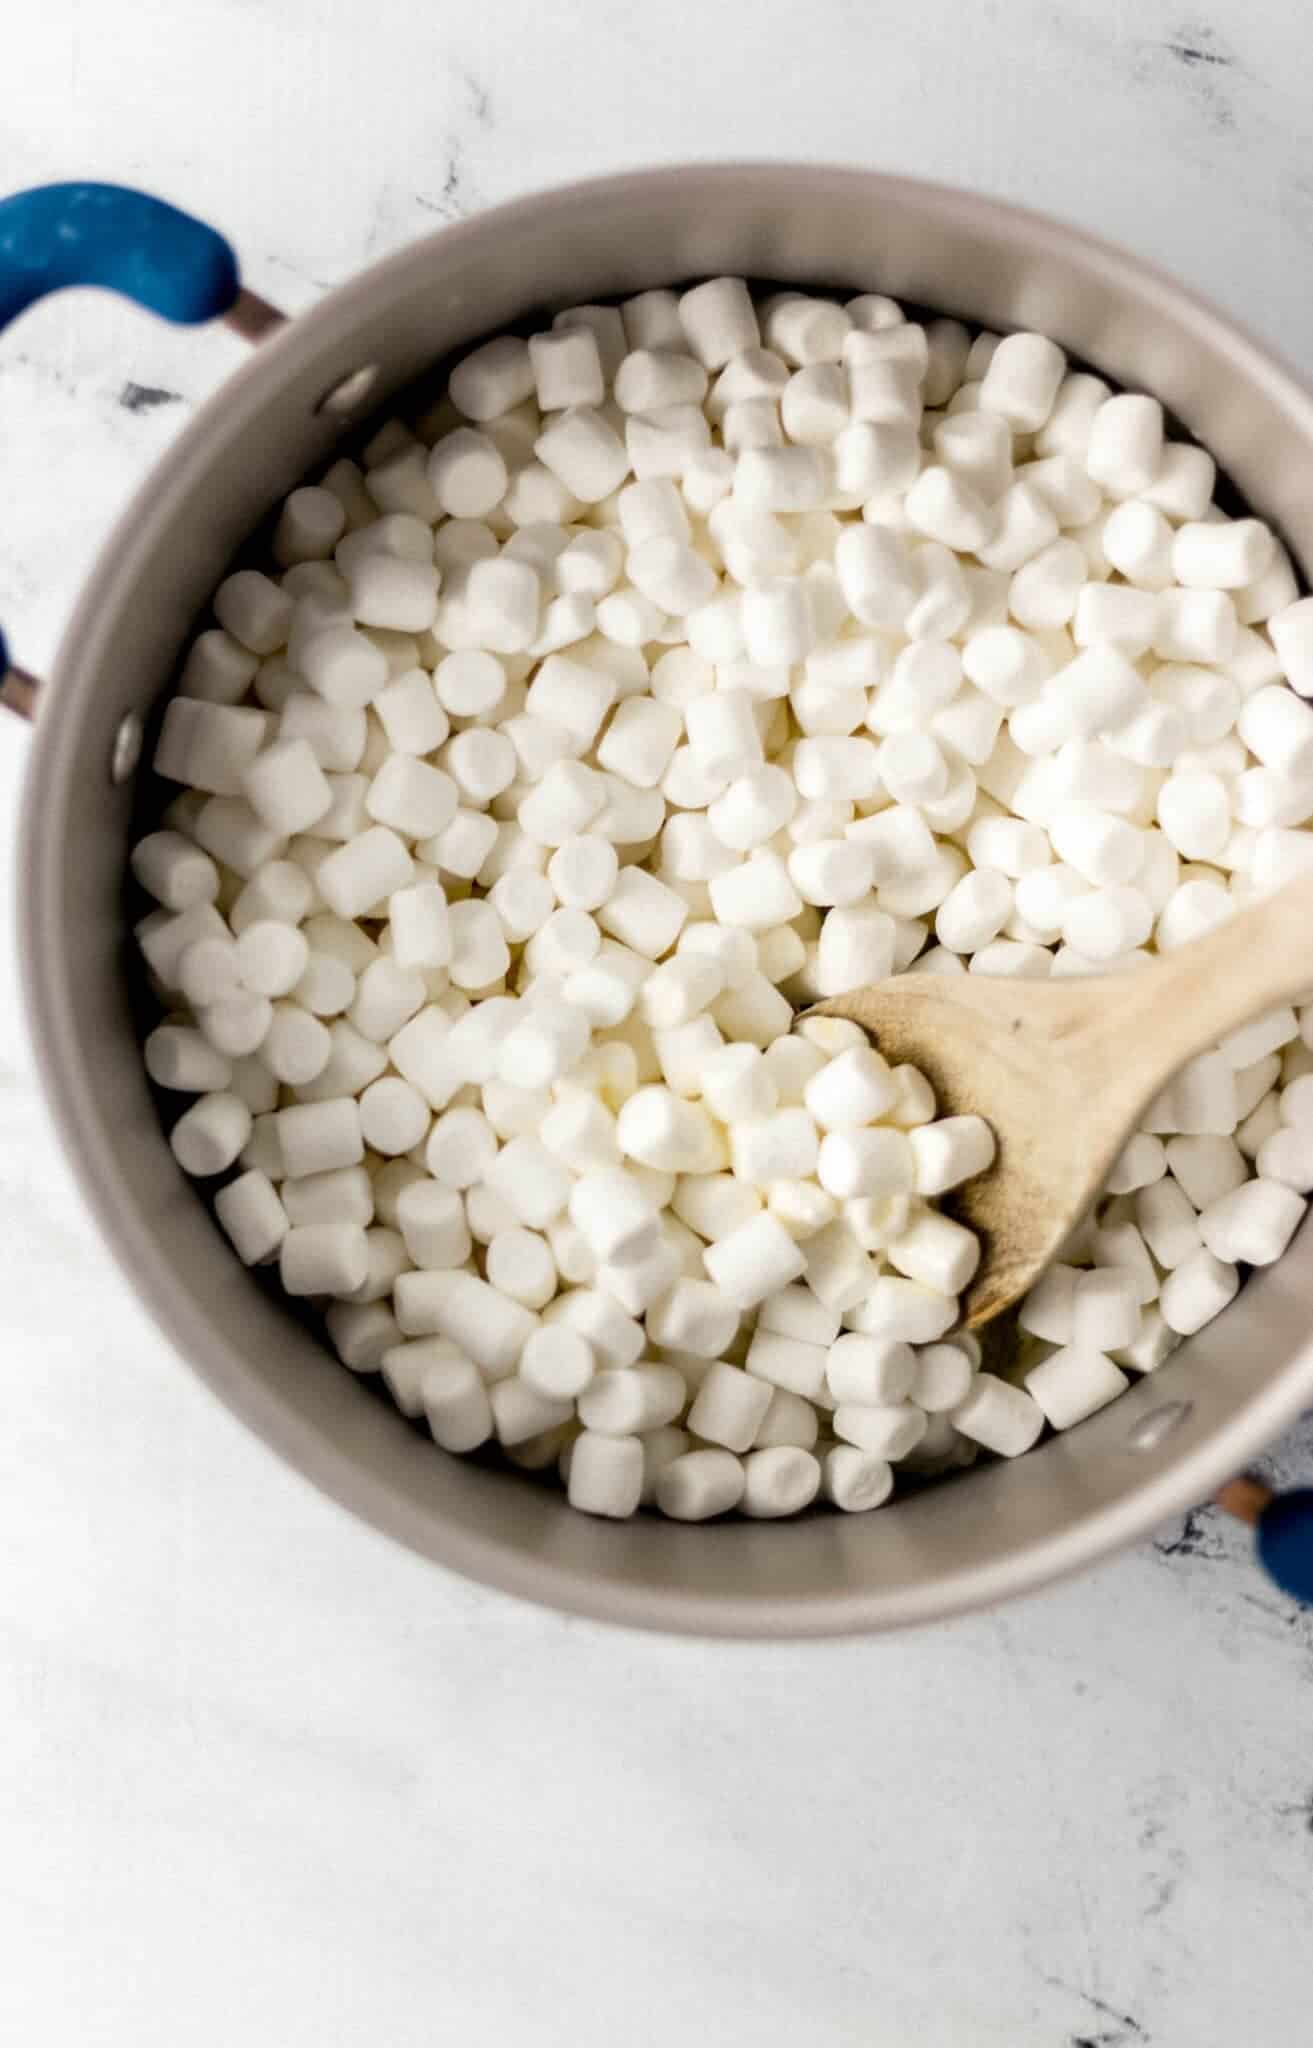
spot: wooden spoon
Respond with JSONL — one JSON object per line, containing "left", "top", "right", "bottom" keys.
{"left": 814, "top": 869, "right": 1313, "bottom": 1329}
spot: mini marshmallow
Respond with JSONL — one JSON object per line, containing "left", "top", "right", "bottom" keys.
{"left": 1198, "top": 1179, "right": 1304, "bottom": 1266}
{"left": 260, "top": 1002, "right": 332, "bottom": 1085}
{"left": 823, "top": 1446, "right": 895, "bottom": 1512}
{"left": 826, "top": 1333, "right": 916, "bottom": 1405}
{"left": 833, "top": 1402, "right": 927, "bottom": 1461}
{"left": 358, "top": 1076, "right": 430, "bottom": 1156}
{"left": 214, "top": 1169, "right": 288, "bottom": 1266}
{"left": 729, "top": 1108, "right": 819, "bottom": 1187}
{"left": 909, "top": 1116, "right": 996, "bottom": 1196}
{"left": 655, "top": 1449, "right": 746, "bottom": 1521}
{"left": 703, "top": 1212, "right": 807, "bottom": 1309}
{"left": 386, "top": 881, "right": 451, "bottom": 972}
{"left": 813, "top": 905, "right": 897, "bottom": 995}
{"left": 679, "top": 278, "right": 761, "bottom": 369}
{"left": 447, "top": 336, "right": 536, "bottom": 421}
{"left": 318, "top": 827, "right": 414, "bottom": 919}
{"left": 408, "top": 1346, "right": 494, "bottom": 1454}
{"left": 394, "top": 1180, "right": 471, "bottom": 1270}
{"left": 482, "top": 1228, "right": 557, "bottom": 1311}
{"left": 1238, "top": 686, "right": 1313, "bottom": 781}
{"left": 905, "top": 467, "right": 995, "bottom": 552}
{"left": 763, "top": 294, "right": 850, "bottom": 366}
{"left": 1269, "top": 597, "right": 1313, "bottom": 698}
{"left": 130, "top": 831, "right": 221, "bottom": 913}
{"left": 885, "top": 1208, "right": 980, "bottom": 1294}
{"left": 577, "top": 1364, "right": 685, "bottom": 1436}
{"left": 855, "top": 1276, "right": 957, "bottom": 1344}
{"left": 817, "top": 1128, "right": 916, "bottom": 1200}
{"left": 568, "top": 1432, "right": 644, "bottom": 1518}
{"left": 949, "top": 1374, "right": 1045, "bottom": 1456}
{"left": 347, "top": 553, "right": 440, "bottom": 633}
{"left": 281, "top": 1164, "right": 372, "bottom": 1229}
{"left": 568, "top": 1168, "right": 660, "bottom": 1269}
{"left": 275, "top": 1097, "right": 364, "bottom": 1179}
{"left": 740, "top": 577, "right": 817, "bottom": 664}
{"left": 154, "top": 699, "right": 270, "bottom": 797}
{"left": 1158, "top": 1247, "right": 1240, "bottom": 1335}
{"left": 1173, "top": 519, "right": 1274, "bottom": 591}
{"left": 234, "top": 920, "right": 310, "bottom": 998}
{"left": 280, "top": 1223, "right": 369, "bottom": 1297}
{"left": 911, "top": 1342, "right": 975, "bottom": 1413}
{"left": 597, "top": 868, "right": 688, "bottom": 958}
{"left": 935, "top": 868, "right": 1012, "bottom": 954}
{"left": 169, "top": 1092, "right": 252, "bottom": 1176}
{"left": 489, "top": 1378, "right": 574, "bottom": 1447}
{"left": 686, "top": 1360, "right": 774, "bottom": 1452}
{"left": 708, "top": 854, "right": 801, "bottom": 932}
{"left": 1086, "top": 393, "right": 1163, "bottom": 497}
{"left": 1025, "top": 1346, "right": 1128, "bottom": 1429}
{"left": 181, "top": 628, "right": 263, "bottom": 706}
{"left": 1154, "top": 588, "right": 1236, "bottom": 666}
{"left": 740, "top": 1446, "right": 821, "bottom": 1518}
{"left": 1166, "top": 1134, "right": 1248, "bottom": 1210}
{"left": 978, "top": 332, "right": 1065, "bottom": 430}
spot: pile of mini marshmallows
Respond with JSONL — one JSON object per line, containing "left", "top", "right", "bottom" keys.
{"left": 132, "top": 276, "right": 1313, "bottom": 1522}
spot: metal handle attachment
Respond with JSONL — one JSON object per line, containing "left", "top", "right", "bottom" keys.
{"left": 0, "top": 182, "right": 283, "bottom": 714}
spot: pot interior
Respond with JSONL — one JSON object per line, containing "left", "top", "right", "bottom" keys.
{"left": 22, "top": 166, "right": 1313, "bottom": 1634}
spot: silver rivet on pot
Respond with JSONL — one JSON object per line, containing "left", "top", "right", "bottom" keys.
{"left": 1126, "top": 1400, "right": 1194, "bottom": 1452}
{"left": 111, "top": 710, "right": 143, "bottom": 784}
{"left": 315, "top": 365, "right": 380, "bottom": 417}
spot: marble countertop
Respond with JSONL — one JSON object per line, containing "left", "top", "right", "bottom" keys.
{"left": 3, "top": 3, "right": 1313, "bottom": 2042}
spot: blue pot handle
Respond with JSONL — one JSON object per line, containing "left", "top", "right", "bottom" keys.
{"left": 0, "top": 182, "right": 243, "bottom": 708}
{"left": 1255, "top": 1487, "right": 1313, "bottom": 1603}
{"left": 0, "top": 182, "right": 239, "bottom": 329}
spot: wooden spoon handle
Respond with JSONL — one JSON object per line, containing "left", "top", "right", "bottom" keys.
{"left": 1070, "top": 867, "right": 1313, "bottom": 1106}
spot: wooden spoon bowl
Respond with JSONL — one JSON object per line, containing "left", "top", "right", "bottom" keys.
{"left": 816, "top": 868, "right": 1313, "bottom": 1327}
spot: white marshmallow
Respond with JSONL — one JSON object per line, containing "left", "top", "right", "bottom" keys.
{"left": 1198, "top": 1179, "right": 1304, "bottom": 1266}
{"left": 318, "top": 827, "right": 414, "bottom": 919}
{"left": 655, "top": 1449, "right": 745, "bottom": 1521}
{"left": 817, "top": 1128, "right": 916, "bottom": 1200}
{"left": 740, "top": 1446, "right": 821, "bottom": 1518}
{"left": 764, "top": 295, "right": 850, "bottom": 365}
{"left": 1172, "top": 519, "right": 1274, "bottom": 591}
{"left": 1086, "top": 393, "right": 1163, "bottom": 496}
{"left": 978, "top": 332, "right": 1065, "bottom": 430}
{"left": 814, "top": 904, "right": 897, "bottom": 995}
{"left": 679, "top": 278, "right": 760, "bottom": 368}
{"left": 833, "top": 1402, "right": 927, "bottom": 1460}
{"left": 949, "top": 1374, "right": 1044, "bottom": 1456}
{"left": 1025, "top": 1346, "right": 1128, "bottom": 1429}
{"left": 1158, "top": 1247, "right": 1240, "bottom": 1335}
{"left": 567, "top": 1432, "right": 644, "bottom": 1518}
{"left": 823, "top": 1446, "right": 894, "bottom": 1512}
{"left": 280, "top": 1223, "right": 369, "bottom": 1297}
{"left": 359, "top": 1076, "right": 430, "bottom": 1156}
{"left": 885, "top": 1208, "right": 980, "bottom": 1293}
{"left": 1269, "top": 597, "right": 1313, "bottom": 698}
{"left": 909, "top": 1116, "right": 996, "bottom": 1195}
{"left": 857, "top": 1276, "right": 957, "bottom": 1343}
{"left": 703, "top": 1212, "right": 807, "bottom": 1309}
{"left": 911, "top": 1342, "right": 975, "bottom": 1413}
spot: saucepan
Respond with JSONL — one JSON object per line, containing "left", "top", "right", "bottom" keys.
{"left": 4, "top": 167, "right": 1312, "bottom": 1634}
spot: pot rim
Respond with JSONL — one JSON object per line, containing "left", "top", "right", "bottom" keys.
{"left": 18, "top": 160, "right": 1313, "bottom": 1636}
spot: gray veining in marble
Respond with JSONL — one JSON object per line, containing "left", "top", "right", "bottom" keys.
{"left": 2, "top": 3, "right": 1312, "bottom": 2042}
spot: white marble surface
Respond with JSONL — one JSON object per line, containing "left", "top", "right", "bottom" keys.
{"left": 3, "top": 4, "right": 1313, "bottom": 2042}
